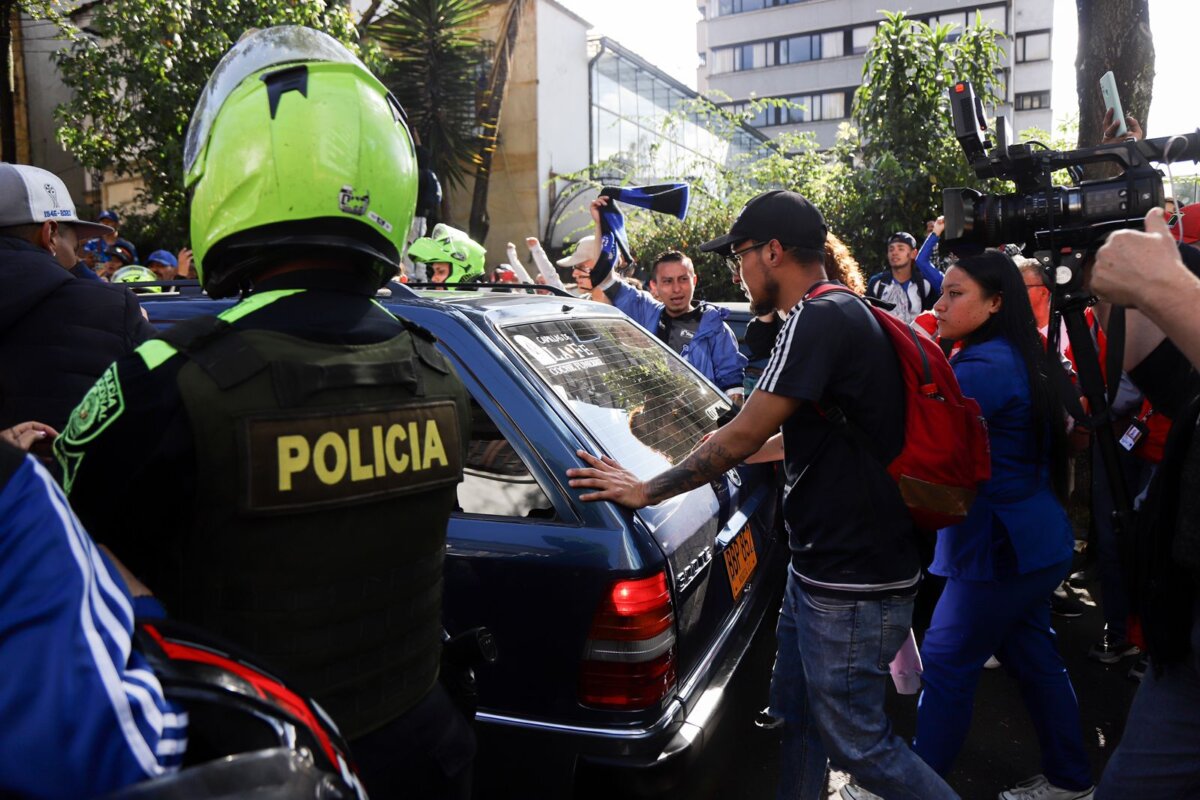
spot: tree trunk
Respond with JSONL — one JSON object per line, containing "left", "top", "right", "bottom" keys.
{"left": 468, "top": 0, "right": 525, "bottom": 244}
{"left": 1, "top": 3, "right": 17, "bottom": 164}
{"left": 1075, "top": 0, "right": 1155, "bottom": 155}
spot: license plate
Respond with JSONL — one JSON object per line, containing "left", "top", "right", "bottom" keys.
{"left": 723, "top": 524, "right": 758, "bottom": 601}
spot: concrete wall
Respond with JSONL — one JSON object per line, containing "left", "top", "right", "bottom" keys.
{"left": 446, "top": 0, "right": 589, "bottom": 263}
{"left": 18, "top": 14, "right": 91, "bottom": 207}
{"left": 535, "top": 2, "right": 590, "bottom": 242}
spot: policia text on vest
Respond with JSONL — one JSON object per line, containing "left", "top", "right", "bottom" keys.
{"left": 246, "top": 401, "right": 462, "bottom": 513}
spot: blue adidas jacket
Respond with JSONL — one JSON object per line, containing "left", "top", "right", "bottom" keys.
{"left": 0, "top": 446, "right": 186, "bottom": 799}
{"left": 607, "top": 280, "right": 747, "bottom": 393}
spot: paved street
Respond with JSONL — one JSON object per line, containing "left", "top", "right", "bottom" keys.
{"left": 685, "top": 567, "right": 1140, "bottom": 800}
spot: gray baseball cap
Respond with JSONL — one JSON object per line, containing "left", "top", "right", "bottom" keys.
{"left": 0, "top": 163, "right": 113, "bottom": 238}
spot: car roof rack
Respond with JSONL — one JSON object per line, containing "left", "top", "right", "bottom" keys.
{"left": 401, "top": 281, "right": 576, "bottom": 298}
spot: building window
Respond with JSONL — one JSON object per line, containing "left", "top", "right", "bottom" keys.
{"left": 1015, "top": 31, "right": 1051, "bottom": 62}
{"left": 926, "top": 5, "right": 1006, "bottom": 37}
{"left": 821, "top": 31, "right": 844, "bottom": 59}
{"left": 738, "top": 42, "right": 772, "bottom": 70}
{"left": 712, "top": 41, "right": 775, "bottom": 73}
{"left": 781, "top": 33, "right": 818, "bottom": 64}
{"left": 851, "top": 25, "right": 876, "bottom": 55}
{"left": 711, "top": 48, "right": 734, "bottom": 74}
{"left": 716, "top": 0, "right": 809, "bottom": 15}
{"left": 733, "top": 90, "right": 849, "bottom": 127}
{"left": 1015, "top": 90, "right": 1050, "bottom": 110}
{"left": 978, "top": 6, "right": 1007, "bottom": 31}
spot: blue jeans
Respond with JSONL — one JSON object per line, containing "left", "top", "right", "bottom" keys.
{"left": 913, "top": 559, "right": 1092, "bottom": 791}
{"left": 1097, "top": 598, "right": 1200, "bottom": 799}
{"left": 770, "top": 568, "right": 958, "bottom": 800}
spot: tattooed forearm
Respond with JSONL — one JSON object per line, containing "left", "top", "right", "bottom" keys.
{"left": 643, "top": 437, "right": 747, "bottom": 505}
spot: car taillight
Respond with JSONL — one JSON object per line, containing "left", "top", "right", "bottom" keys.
{"left": 579, "top": 571, "right": 677, "bottom": 710}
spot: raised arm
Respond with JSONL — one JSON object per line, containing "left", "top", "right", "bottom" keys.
{"left": 915, "top": 217, "right": 944, "bottom": 294}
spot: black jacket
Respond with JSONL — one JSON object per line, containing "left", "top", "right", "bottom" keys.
{"left": 0, "top": 236, "right": 155, "bottom": 431}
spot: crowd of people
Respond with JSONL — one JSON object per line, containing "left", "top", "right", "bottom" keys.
{"left": 1, "top": 21, "right": 1199, "bottom": 800}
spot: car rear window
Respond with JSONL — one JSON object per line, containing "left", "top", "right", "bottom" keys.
{"left": 504, "top": 317, "right": 731, "bottom": 478}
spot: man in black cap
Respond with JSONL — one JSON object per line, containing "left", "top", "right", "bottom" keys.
{"left": 567, "top": 190, "right": 955, "bottom": 800}
{"left": 867, "top": 230, "right": 938, "bottom": 324}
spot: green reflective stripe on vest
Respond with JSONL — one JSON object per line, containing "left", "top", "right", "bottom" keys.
{"left": 218, "top": 288, "right": 306, "bottom": 323}
{"left": 136, "top": 339, "right": 179, "bottom": 370}
{"left": 371, "top": 298, "right": 399, "bottom": 320}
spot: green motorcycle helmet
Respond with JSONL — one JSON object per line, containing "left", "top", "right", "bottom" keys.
{"left": 407, "top": 224, "right": 486, "bottom": 284}
{"left": 184, "top": 26, "right": 418, "bottom": 298}
{"left": 110, "top": 265, "right": 163, "bottom": 294}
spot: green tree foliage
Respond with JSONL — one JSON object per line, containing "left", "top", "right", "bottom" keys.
{"left": 369, "top": 0, "right": 486, "bottom": 195}
{"left": 826, "top": 10, "right": 1007, "bottom": 271}
{"left": 55, "top": 0, "right": 361, "bottom": 248}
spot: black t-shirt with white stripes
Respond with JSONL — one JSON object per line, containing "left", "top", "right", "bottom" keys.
{"left": 758, "top": 284, "right": 921, "bottom": 598}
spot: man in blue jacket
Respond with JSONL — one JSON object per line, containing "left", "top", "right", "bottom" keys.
{"left": 0, "top": 438, "right": 186, "bottom": 799}
{"left": 589, "top": 248, "right": 747, "bottom": 402}
{"left": 0, "top": 163, "right": 155, "bottom": 431}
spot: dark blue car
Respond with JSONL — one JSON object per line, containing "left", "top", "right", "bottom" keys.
{"left": 139, "top": 284, "right": 786, "bottom": 798}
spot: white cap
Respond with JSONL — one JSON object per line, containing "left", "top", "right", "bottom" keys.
{"left": 0, "top": 163, "right": 113, "bottom": 238}
{"left": 556, "top": 235, "right": 597, "bottom": 267}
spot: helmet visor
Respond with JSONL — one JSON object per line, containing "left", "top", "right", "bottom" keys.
{"left": 184, "top": 26, "right": 367, "bottom": 180}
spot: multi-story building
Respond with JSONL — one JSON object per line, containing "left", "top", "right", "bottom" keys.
{"left": 696, "top": 0, "right": 1055, "bottom": 148}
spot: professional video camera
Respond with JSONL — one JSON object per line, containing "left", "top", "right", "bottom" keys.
{"left": 941, "top": 79, "right": 1200, "bottom": 547}
{"left": 940, "top": 80, "right": 1200, "bottom": 255}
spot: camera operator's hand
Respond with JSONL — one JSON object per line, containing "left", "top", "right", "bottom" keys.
{"left": 1093, "top": 208, "right": 1182, "bottom": 307}
{"left": 1102, "top": 108, "right": 1143, "bottom": 144}
{"left": 1093, "top": 207, "right": 1200, "bottom": 372}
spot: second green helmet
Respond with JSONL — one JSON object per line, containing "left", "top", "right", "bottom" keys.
{"left": 407, "top": 224, "right": 486, "bottom": 283}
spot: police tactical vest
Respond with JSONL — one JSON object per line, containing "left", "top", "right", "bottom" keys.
{"left": 152, "top": 292, "right": 469, "bottom": 739}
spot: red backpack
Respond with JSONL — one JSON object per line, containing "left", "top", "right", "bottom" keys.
{"left": 806, "top": 284, "right": 991, "bottom": 530}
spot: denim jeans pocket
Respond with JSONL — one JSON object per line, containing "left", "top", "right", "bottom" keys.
{"left": 801, "top": 589, "right": 858, "bottom": 613}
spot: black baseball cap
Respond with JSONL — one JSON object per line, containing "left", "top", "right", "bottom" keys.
{"left": 699, "top": 190, "right": 827, "bottom": 255}
{"left": 887, "top": 231, "right": 917, "bottom": 248}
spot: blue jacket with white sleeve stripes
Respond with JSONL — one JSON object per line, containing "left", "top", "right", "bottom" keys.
{"left": 0, "top": 444, "right": 186, "bottom": 799}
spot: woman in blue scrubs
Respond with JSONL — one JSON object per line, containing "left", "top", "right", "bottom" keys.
{"left": 912, "top": 251, "right": 1094, "bottom": 800}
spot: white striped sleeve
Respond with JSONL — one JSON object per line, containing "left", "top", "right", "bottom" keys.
{"left": 33, "top": 464, "right": 187, "bottom": 778}
{"left": 758, "top": 303, "right": 805, "bottom": 393}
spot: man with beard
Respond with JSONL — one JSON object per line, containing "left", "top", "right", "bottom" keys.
{"left": 567, "top": 190, "right": 954, "bottom": 800}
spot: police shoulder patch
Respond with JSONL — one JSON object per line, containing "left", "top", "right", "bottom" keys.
{"left": 55, "top": 363, "right": 127, "bottom": 493}
{"left": 63, "top": 364, "right": 126, "bottom": 446}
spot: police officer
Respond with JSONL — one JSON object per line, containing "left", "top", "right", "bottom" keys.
{"left": 54, "top": 26, "right": 474, "bottom": 798}
{"left": 408, "top": 223, "right": 487, "bottom": 286}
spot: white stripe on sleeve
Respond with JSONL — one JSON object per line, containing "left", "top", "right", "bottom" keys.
{"left": 33, "top": 466, "right": 177, "bottom": 778}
